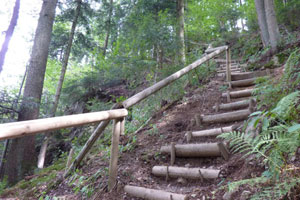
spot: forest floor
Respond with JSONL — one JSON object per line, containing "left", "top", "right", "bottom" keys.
{"left": 2, "top": 65, "right": 299, "bottom": 200}
{"left": 51, "top": 74, "right": 264, "bottom": 200}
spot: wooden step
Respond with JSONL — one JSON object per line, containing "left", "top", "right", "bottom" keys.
{"left": 222, "top": 88, "right": 253, "bottom": 100}
{"left": 185, "top": 125, "right": 233, "bottom": 142}
{"left": 152, "top": 166, "right": 220, "bottom": 180}
{"left": 160, "top": 142, "right": 229, "bottom": 160}
{"left": 195, "top": 109, "right": 251, "bottom": 125}
{"left": 220, "top": 67, "right": 240, "bottom": 71}
{"left": 231, "top": 69, "right": 271, "bottom": 81}
{"left": 214, "top": 59, "right": 240, "bottom": 63}
{"left": 213, "top": 99, "right": 251, "bottom": 111}
{"left": 217, "top": 68, "right": 241, "bottom": 73}
{"left": 229, "top": 78, "right": 256, "bottom": 88}
{"left": 124, "top": 185, "right": 188, "bottom": 200}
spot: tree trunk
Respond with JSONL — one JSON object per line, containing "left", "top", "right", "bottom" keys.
{"left": 239, "top": 0, "right": 245, "bottom": 31}
{"left": 177, "top": 0, "right": 185, "bottom": 65}
{"left": 4, "top": 0, "right": 58, "bottom": 185}
{"left": 0, "top": 0, "right": 20, "bottom": 74}
{"left": 255, "top": 0, "right": 270, "bottom": 47}
{"left": 264, "top": 0, "right": 280, "bottom": 52}
{"left": 37, "top": 0, "right": 82, "bottom": 169}
{"left": 103, "top": 0, "right": 113, "bottom": 57}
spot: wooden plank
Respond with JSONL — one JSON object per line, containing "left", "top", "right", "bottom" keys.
{"left": 122, "top": 46, "right": 228, "bottom": 108}
{"left": 0, "top": 109, "right": 128, "bottom": 140}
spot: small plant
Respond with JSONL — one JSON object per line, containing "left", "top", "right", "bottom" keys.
{"left": 218, "top": 92, "right": 300, "bottom": 199}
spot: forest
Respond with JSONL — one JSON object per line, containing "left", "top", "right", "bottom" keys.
{"left": 0, "top": 0, "right": 299, "bottom": 199}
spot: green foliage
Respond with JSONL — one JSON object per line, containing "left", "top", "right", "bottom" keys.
{"left": 218, "top": 91, "right": 300, "bottom": 199}
{"left": 253, "top": 49, "right": 300, "bottom": 110}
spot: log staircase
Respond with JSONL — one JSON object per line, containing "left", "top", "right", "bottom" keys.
{"left": 124, "top": 59, "right": 272, "bottom": 199}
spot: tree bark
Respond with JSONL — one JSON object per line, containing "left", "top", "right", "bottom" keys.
{"left": 0, "top": 0, "right": 20, "bottom": 74}
{"left": 264, "top": 0, "right": 280, "bottom": 52}
{"left": 255, "top": 0, "right": 270, "bottom": 47}
{"left": 103, "top": 0, "right": 113, "bottom": 57}
{"left": 4, "top": 0, "right": 58, "bottom": 185}
{"left": 38, "top": 0, "right": 82, "bottom": 169}
{"left": 177, "top": 0, "right": 185, "bottom": 64}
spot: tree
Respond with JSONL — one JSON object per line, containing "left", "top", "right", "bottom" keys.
{"left": 177, "top": 0, "right": 185, "bottom": 65}
{"left": 103, "top": 0, "right": 114, "bottom": 57}
{"left": 4, "top": 0, "right": 58, "bottom": 185}
{"left": 264, "top": 0, "right": 280, "bottom": 52}
{"left": 38, "top": 0, "right": 82, "bottom": 169}
{"left": 255, "top": 0, "right": 280, "bottom": 52}
{"left": 0, "top": 0, "right": 20, "bottom": 74}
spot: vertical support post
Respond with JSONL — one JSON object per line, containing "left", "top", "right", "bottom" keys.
{"left": 226, "top": 47, "right": 231, "bottom": 82}
{"left": 108, "top": 118, "right": 122, "bottom": 191}
{"left": 120, "top": 117, "right": 125, "bottom": 136}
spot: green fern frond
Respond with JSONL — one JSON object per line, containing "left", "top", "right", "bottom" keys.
{"left": 250, "top": 177, "right": 300, "bottom": 200}
{"left": 227, "top": 177, "right": 268, "bottom": 192}
{"left": 272, "top": 91, "right": 300, "bottom": 121}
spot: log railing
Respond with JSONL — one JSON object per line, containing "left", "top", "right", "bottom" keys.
{"left": 0, "top": 45, "right": 231, "bottom": 191}
{"left": 0, "top": 109, "right": 128, "bottom": 190}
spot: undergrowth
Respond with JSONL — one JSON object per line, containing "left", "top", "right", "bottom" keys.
{"left": 218, "top": 49, "right": 300, "bottom": 199}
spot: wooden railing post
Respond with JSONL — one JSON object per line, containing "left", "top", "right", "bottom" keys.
{"left": 108, "top": 117, "right": 123, "bottom": 191}
{"left": 226, "top": 47, "right": 231, "bottom": 82}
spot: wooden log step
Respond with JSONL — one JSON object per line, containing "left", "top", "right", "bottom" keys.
{"left": 222, "top": 88, "right": 253, "bottom": 99}
{"left": 214, "top": 99, "right": 250, "bottom": 111}
{"left": 198, "top": 109, "right": 251, "bottom": 124}
{"left": 186, "top": 126, "right": 233, "bottom": 141}
{"left": 124, "top": 185, "right": 188, "bottom": 200}
{"left": 229, "top": 78, "right": 256, "bottom": 88}
{"left": 217, "top": 68, "right": 241, "bottom": 73}
{"left": 219, "top": 66, "right": 241, "bottom": 70}
{"left": 231, "top": 70, "right": 271, "bottom": 81}
{"left": 161, "top": 143, "right": 224, "bottom": 158}
{"left": 152, "top": 166, "right": 220, "bottom": 180}
{"left": 215, "top": 59, "right": 239, "bottom": 63}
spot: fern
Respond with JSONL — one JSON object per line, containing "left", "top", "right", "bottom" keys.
{"left": 250, "top": 177, "right": 300, "bottom": 200}
{"left": 272, "top": 91, "right": 300, "bottom": 121}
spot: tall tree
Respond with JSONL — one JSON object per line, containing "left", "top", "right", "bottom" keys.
{"left": 255, "top": 0, "right": 270, "bottom": 47}
{"left": 4, "top": 0, "right": 58, "bottom": 185}
{"left": 0, "top": 0, "right": 20, "bottom": 74}
{"left": 177, "top": 0, "right": 185, "bottom": 65}
{"left": 264, "top": 0, "right": 280, "bottom": 52}
{"left": 38, "top": 0, "right": 82, "bottom": 169}
{"left": 103, "top": 0, "right": 113, "bottom": 57}
{"left": 255, "top": 0, "right": 280, "bottom": 51}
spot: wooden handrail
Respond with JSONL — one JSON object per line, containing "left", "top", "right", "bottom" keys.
{"left": 0, "top": 109, "right": 128, "bottom": 140}
{"left": 0, "top": 45, "right": 230, "bottom": 190}
{"left": 205, "top": 46, "right": 228, "bottom": 53}
{"left": 122, "top": 46, "right": 228, "bottom": 108}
